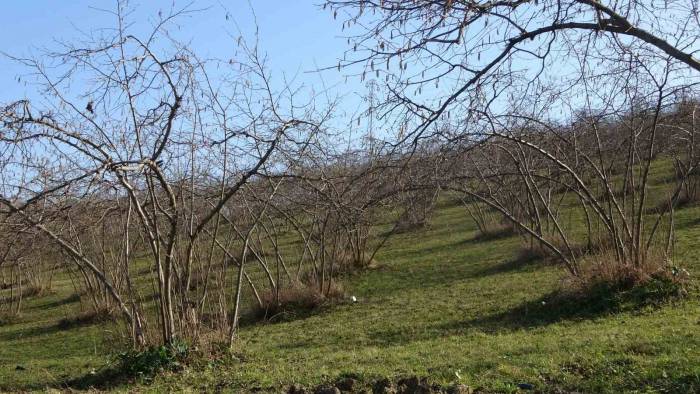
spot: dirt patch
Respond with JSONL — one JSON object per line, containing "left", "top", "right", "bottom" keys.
{"left": 288, "top": 376, "right": 473, "bottom": 394}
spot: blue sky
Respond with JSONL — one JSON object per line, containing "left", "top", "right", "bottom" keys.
{"left": 0, "top": 1, "right": 364, "bottom": 117}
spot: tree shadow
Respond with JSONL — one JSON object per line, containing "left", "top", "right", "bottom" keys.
{"left": 62, "top": 342, "right": 188, "bottom": 391}
{"left": 0, "top": 309, "right": 111, "bottom": 341}
{"left": 1, "top": 370, "right": 130, "bottom": 393}
{"left": 0, "top": 322, "right": 68, "bottom": 341}
{"left": 363, "top": 276, "right": 684, "bottom": 347}
{"left": 62, "top": 365, "right": 135, "bottom": 391}
{"left": 464, "top": 226, "right": 516, "bottom": 244}
{"left": 467, "top": 249, "right": 550, "bottom": 278}
{"left": 446, "top": 276, "right": 683, "bottom": 333}
{"left": 677, "top": 213, "right": 700, "bottom": 230}
{"left": 0, "top": 286, "right": 52, "bottom": 305}
{"left": 34, "top": 293, "right": 80, "bottom": 310}
{"left": 236, "top": 297, "right": 350, "bottom": 328}
{"left": 351, "top": 235, "right": 520, "bottom": 300}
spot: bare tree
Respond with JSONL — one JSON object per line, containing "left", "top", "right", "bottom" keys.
{"left": 326, "top": 0, "right": 700, "bottom": 280}
{"left": 0, "top": 2, "right": 330, "bottom": 346}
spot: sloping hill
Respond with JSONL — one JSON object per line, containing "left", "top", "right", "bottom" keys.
{"left": 1, "top": 163, "right": 699, "bottom": 393}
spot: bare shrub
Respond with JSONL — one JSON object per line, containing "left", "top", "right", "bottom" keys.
{"left": 674, "top": 167, "right": 700, "bottom": 207}
{"left": 0, "top": 4, "right": 331, "bottom": 347}
{"left": 394, "top": 192, "right": 438, "bottom": 232}
{"left": 327, "top": 0, "right": 700, "bottom": 284}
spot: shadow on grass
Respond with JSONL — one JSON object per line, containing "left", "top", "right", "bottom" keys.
{"left": 677, "top": 211, "right": 700, "bottom": 230}
{"left": 62, "top": 356, "right": 181, "bottom": 392}
{"left": 467, "top": 249, "right": 551, "bottom": 278}
{"left": 355, "top": 238, "right": 520, "bottom": 300}
{"left": 0, "top": 375, "right": 127, "bottom": 394}
{"left": 236, "top": 297, "right": 350, "bottom": 329}
{"left": 645, "top": 193, "right": 699, "bottom": 216}
{"left": 33, "top": 293, "right": 81, "bottom": 310}
{"left": 451, "top": 275, "right": 685, "bottom": 333}
{"left": 237, "top": 308, "right": 317, "bottom": 328}
{"left": 0, "top": 309, "right": 112, "bottom": 341}
{"left": 549, "top": 356, "right": 700, "bottom": 393}
{"left": 0, "top": 286, "right": 52, "bottom": 305}
{"left": 363, "top": 276, "right": 686, "bottom": 347}
{"left": 464, "top": 226, "right": 516, "bottom": 244}
{"left": 0, "top": 323, "right": 68, "bottom": 341}
{"left": 62, "top": 368, "right": 133, "bottom": 392}
{"left": 63, "top": 340, "right": 189, "bottom": 391}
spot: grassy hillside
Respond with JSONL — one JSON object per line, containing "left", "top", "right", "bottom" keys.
{"left": 1, "top": 161, "right": 699, "bottom": 393}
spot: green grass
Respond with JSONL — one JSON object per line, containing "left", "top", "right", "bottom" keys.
{"left": 0, "top": 289, "right": 111, "bottom": 391}
{"left": 1, "top": 161, "right": 700, "bottom": 393}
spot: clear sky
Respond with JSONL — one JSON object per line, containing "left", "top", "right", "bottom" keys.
{"left": 0, "top": 1, "right": 365, "bottom": 118}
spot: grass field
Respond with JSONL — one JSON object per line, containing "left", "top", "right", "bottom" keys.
{"left": 1, "top": 161, "right": 699, "bottom": 393}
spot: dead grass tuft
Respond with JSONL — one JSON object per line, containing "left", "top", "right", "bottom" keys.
{"left": 57, "top": 306, "right": 116, "bottom": 329}
{"left": 253, "top": 278, "right": 345, "bottom": 322}
{"left": 473, "top": 221, "right": 516, "bottom": 241}
{"left": 560, "top": 250, "right": 690, "bottom": 307}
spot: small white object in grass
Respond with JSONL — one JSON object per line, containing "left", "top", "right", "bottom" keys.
{"left": 541, "top": 301, "right": 546, "bottom": 305}
{"left": 351, "top": 295, "right": 357, "bottom": 303}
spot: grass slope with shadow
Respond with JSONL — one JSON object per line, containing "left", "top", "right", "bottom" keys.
{"left": 0, "top": 160, "right": 699, "bottom": 393}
